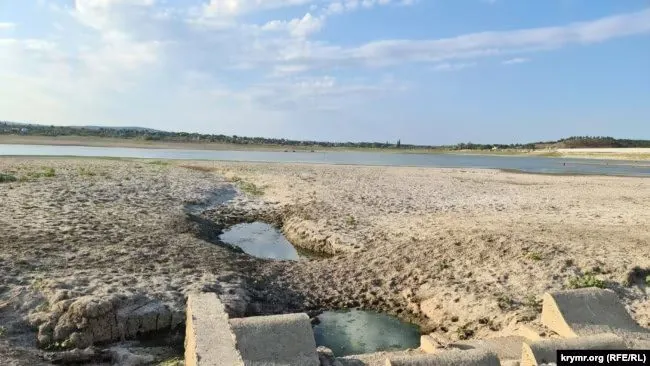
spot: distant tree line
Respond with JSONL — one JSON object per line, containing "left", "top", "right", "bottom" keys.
{"left": 451, "top": 142, "right": 537, "bottom": 150}
{"left": 1, "top": 121, "right": 649, "bottom": 150}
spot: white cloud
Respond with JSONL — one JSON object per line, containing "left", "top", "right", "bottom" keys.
{"left": 239, "top": 75, "right": 406, "bottom": 111}
{"left": 502, "top": 57, "right": 530, "bottom": 65}
{"left": 263, "top": 8, "right": 650, "bottom": 71}
{"left": 0, "top": 22, "right": 15, "bottom": 30}
{"left": 201, "top": 0, "right": 312, "bottom": 17}
{"left": 322, "top": 0, "right": 412, "bottom": 16}
{"left": 73, "top": 0, "right": 156, "bottom": 30}
{"left": 261, "top": 13, "right": 324, "bottom": 38}
{"left": 433, "top": 62, "right": 477, "bottom": 72}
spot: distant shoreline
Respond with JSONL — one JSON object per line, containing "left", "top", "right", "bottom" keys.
{"left": 1, "top": 135, "right": 650, "bottom": 161}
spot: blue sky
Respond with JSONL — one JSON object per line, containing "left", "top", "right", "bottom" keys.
{"left": 0, "top": 0, "right": 648, "bottom": 144}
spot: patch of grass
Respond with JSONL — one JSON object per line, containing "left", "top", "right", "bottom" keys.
{"left": 22, "top": 167, "right": 56, "bottom": 180}
{"left": 180, "top": 164, "right": 214, "bottom": 172}
{"left": 238, "top": 181, "right": 265, "bottom": 196}
{"left": 0, "top": 326, "right": 6, "bottom": 337}
{"left": 568, "top": 273, "right": 606, "bottom": 289}
{"left": 345, "top": 215, "right": 357, "bottom": 227}
{"left": 147, "top": 160, "right": 170, "bottom": 166}
{"left": 0, "top": 173, "right": 17, "bottom": 183}
{"left": 527, "top": 252, "right": 543, "bottom": 261}
{"left": 158, "top": 357, "right": 183, "bottom": 366}
{"left": 43, "top": 167, "right": 56, "bottom": 177}
{"left": 227, "top": 176, "right": 264, "bottom": 196}
{"left": 78, "top": 167, "right": 97, "bottom": 176}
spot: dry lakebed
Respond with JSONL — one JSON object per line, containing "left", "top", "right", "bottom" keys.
{"left": 0, "top": 157, "right": 649, "bottom": 365}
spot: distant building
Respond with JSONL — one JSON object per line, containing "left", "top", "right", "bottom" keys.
{"left": 19, "top": 128, "right": 28, "bottom": 134}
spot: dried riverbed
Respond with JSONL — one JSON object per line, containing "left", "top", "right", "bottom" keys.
{"left": 1, "top": 158, "right": 649, "bottom": 364}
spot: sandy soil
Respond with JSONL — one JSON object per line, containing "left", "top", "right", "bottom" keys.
{"left": 554, "top": 148, "right": 650, "bottom": 161}
{"left": 1, "top": 158, "right": 649, "bottom": 364}
{"left": 557, "top": 148, "right": 650, "bottom": 154}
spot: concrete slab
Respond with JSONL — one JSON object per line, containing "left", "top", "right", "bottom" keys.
{"left": 385, "top": 348, "right": 500, "bottom": 366}
{"left": 448, "top": 335, "right": 529, "bottom": 361}
{"left": 520, "top": 333, "right": 626, "bottom": 366}
{"left": 338, "top": 351, "right": 420, "bottom": 366}
{"left": 184, "top": 293, "right": 244, "bottom": 366}
{"left": 501, "top": 361, "right": 520, "bottom": 366}
{"left": 229, "top": 313, "right": 320, "bottom": 366}
{"left": 541, "top": 288, "right": 646, "bottom": 338}
{"left": 419, "top": 336, "right": 440, "bottom": 354}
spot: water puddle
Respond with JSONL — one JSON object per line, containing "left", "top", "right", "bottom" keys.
{"left": 219, "top": 222, "right": 318, "bottom": 261}
{"left": 184, "top": 187, "right": 237, "bottom": 214}
{"left": 312, "top": 310, "right": 421, "bottom": 357}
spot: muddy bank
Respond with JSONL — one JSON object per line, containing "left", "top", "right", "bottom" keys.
{"left": 0, "top": 158, "right": 307, "bottom": 364}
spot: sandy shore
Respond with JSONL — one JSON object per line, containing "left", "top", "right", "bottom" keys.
{"left": 554, "top": 148, "right": 650, "bottom": 161}
{"left": 1, "top": 158, "right": 649, "bottom": 363}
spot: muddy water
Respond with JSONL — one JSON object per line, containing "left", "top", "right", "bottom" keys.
{"left": 313, "top": 310, "right": 421, "bottom": 356}
{"left": 219, "top": 222, "right": 304, "bottom": 260}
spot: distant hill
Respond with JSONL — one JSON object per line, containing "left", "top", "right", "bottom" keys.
{"left": 1, "top": 121, "right": 160, "bottom": 132}
{"left": 81, "top": 125, "right": 162, "bottom": 132}
{"left": 1, "top": 120, "right": 649, "bottom": 150}
{"left": 534, "top": 136, "right": 650, "bottom": 149}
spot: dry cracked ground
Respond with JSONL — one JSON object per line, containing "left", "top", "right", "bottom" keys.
{"left": 1, "top": 157, "right": 649, "bottom": 365}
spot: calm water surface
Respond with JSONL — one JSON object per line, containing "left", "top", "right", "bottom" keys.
{"left": 1, "top": 144, "right": 649, "bottom": 176}
{"left": 313, "top": 310, "right": 421, "bottom": 356}
{"left": 219, "top": 222, "right": 301, "bottom": 260}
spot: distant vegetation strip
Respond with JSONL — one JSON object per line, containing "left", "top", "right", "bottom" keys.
{"left": 2, "top": 121, "right": 650, "bottom": 150}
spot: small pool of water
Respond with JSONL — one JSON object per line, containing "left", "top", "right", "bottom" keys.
{"left": 312, "top": 310, "right": 421, "bottom": 356}
{"left": 219, "top": 222, "right": 303, "bottom": 260}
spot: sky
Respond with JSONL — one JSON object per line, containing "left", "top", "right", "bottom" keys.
{"left": 0, "top": 0, "right": 649, "bottom": 145}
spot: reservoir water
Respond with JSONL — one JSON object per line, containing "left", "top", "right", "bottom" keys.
{"left": 1, "top": 144, "right": 649, "bottom": 177}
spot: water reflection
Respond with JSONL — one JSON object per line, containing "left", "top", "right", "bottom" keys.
{"left": 219, "top": 222, "right": 300, "bottom": 260}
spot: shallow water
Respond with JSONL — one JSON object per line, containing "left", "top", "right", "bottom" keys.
{"left": 2, "top": 144, "right": 650, "bottom": 176}
{"left": 219, "top": 222, "right": 301, "bottom": 260}
{"left": 312, "top": 310, "right": 421, "bottom": 357}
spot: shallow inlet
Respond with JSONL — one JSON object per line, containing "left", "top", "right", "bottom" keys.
{"left": 312, "top": 310, "right": 421, "bottom": 357}
{"left": 219, "top": 221, "right": 316, "bottom": 260}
